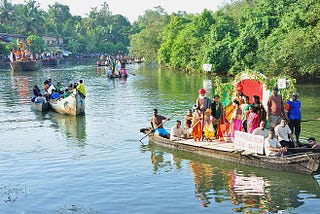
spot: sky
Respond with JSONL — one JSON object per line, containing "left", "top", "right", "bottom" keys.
{"left": 10, "top": 0, "right": 231, "bottom": 23}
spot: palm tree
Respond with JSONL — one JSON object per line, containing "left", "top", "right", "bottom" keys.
{"left": 0, "top": 0, "right": 13, "bottom": 31}
{"left": 17, "top": 0, "right": 44, "bottom": 35}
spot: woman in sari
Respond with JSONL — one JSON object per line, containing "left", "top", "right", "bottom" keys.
{"left": 230, "top": 99, "right": 243, "bottom": 137}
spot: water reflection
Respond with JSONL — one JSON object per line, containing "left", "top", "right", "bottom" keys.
{"left": 49, "top": 113, "right": 87, "bottom": 146}
{"left": 10, "top": 72, "right": 32, "bottom": 103}
{"left": 144, "top": 142, "right": 320, "bottom": 212}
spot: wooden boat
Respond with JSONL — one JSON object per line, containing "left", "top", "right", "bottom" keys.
{"left": 140, "top": 129, "right": 320, "bottom": 175}
{"left": 41, "top": 57, "right": 60, "bottom": 66}
{"left": 10, "top": 60, "right": 41, "bottom": 71}
{"left": 107, "top": 74, "right": 128, "bottom": 79}
{"left": 31, "top": 101, "right": 49, "bottom": 112}
{"left": 48, "top": 89, "right": 85, "bottom": 115}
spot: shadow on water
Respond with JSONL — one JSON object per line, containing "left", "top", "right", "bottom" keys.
{"left": 141, "top": 142, "right": 320, "bottom": 213}
{"left": 48, "top": 112, "right": 87, "bottom": 146}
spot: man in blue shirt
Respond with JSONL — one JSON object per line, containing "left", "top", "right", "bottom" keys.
{"left": 285, "top": 92, "right": 301, "bottom": 144}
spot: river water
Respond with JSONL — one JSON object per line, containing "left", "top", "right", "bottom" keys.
{"left": 0, "top": 62, "right": 320, "bottom": 213}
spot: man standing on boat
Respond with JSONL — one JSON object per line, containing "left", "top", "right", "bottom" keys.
{"left": 285, "top": 92, "right": 301, "bottom": 144}
{"left": 77, "top": 80, "right": 86, "bottom": 98}
{"left": 196, "top": 88, "right": 212, "bottom": 113}
{"left": 150, "top": 109, "right": 170, "bottom": 139}
{"left": 210, "top": 95, "right": 223, "bottom": 137}
{"left": 196, "top": 88, "right": 212, "bottom": 139}
{"left": 267, "top": 87, "right": 285, "bottom": 128}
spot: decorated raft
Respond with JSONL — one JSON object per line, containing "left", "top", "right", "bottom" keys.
{"left": 140, "top": 129, "right": 320, "bottom": 175}
{"left": 140, "top": 70, "right": 319, "bottom": 174}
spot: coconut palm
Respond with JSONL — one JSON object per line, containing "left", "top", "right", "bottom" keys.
{"left": 16, "top": 0, "right": 45, "bottom": 35}
{"left": 0, "top": 0, "right": 13, "bottom": 30}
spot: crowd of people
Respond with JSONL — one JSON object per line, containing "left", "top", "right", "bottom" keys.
{"left": 149, "top": 85, "right": 319, "bottom": 157}
{"left": 31, "top": 79, "right": 86, "bottom": 104}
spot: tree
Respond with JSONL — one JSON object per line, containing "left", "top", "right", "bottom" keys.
{"left": 26, "top": 34, "right": 46, "bottom": 55}
{"left": 16, "top": 0, "right": 45, "bottom": 35}
{"left": 129, "top": 7, "right": 168, "bottom": 62}
{"left": 0, "top": 0, "right": 13, "bottom": 31}
{"left": 46, "top": 2, "right": 72, "bottom": 36}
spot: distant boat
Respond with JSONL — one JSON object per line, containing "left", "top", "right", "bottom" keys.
{"left": 10, "top": 60, "right": 41, "bottom": 71}
{"left": 31, "top": 101, "right": 49, "bottom": 112}
{"left": 107, "top": 73, "right": 128, "bottom": 79}
{"left": 48, "top": 89, "right": 85, "bottom": 116}
{"left": 41, "top": 57, "right": 60, "bottom": 66}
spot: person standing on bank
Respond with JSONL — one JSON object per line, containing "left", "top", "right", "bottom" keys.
{"left": 267, "top": 87, "right": 285, "bottom": 128}
{"left": 285, "top": 92, "right": 302, "bottom": 144}
{"left": 150, "top": 109, "right": 170, "bottom": 139}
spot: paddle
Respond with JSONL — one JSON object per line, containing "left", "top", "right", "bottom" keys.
{"left": 301, "top": 118, "right": 320, "bottom": 122}
{"left": 139, "top": 112, "right": 177, "bottom": 142}
{"left": 287, "top": 147, "right": 320, "bottom": 153}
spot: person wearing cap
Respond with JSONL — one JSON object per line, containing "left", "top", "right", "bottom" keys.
{"left": 196, "top": 88, "right": 212, "bottom": 113}
{"left": 285, "top": 92, "right": 302, "bottom": 144}
{"left": 267, "top": 87, "right": 285, "bottom": 128}
{"left": 150, "top": 109, "right": 170, "bottom": 139}
{"left": 196, "top": 88, "right": 212, "bottom": 139}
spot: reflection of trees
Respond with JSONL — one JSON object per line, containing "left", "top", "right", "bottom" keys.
{"left": 144, "top": 141, "right": 320, "bottom": 212}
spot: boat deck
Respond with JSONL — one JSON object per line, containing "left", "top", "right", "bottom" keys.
{"left": 177, "top": 139, "right": 240, "bottom": 153}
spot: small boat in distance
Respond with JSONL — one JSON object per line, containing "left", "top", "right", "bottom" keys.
{"left": 31, "top": 101, "right": 49, "bottom": 112}
{"left": 48, "top": 89, "right": 85, "bottom": 116}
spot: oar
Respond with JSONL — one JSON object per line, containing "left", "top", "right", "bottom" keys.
{"left": 139, "top": 112, "right": 177, "bottom": 142}
{"left": 287, "top": 147, "right": 320, "bottom": 153}
{"left": 301, "top": 118, "right": 320, "bottom": 122}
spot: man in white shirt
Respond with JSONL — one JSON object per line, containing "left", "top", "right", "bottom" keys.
{"left": 265, "top": 129, "right": 287, "bottom": 156}
{"left": 170, "top": 120, "right": 186, "bottom": 141}
{"left": 274, "top": 119, "right": 295, "bottom": 148}
{"left": 252, "top": 121, "right": 269, "bottom": 138}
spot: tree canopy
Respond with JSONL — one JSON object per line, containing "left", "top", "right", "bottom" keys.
{"left": 0, "top": 0, "right": 319, "bottom": 79}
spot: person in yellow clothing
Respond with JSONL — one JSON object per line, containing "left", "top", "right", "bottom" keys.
{"left": 203, "top": 109, "right": 215, "bottom": 141}
{"left": 76, "top": 79, "right": 86, "bottom": 98}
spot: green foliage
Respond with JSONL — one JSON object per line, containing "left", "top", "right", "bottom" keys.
{"left": 129, "top": 7, "right": 169, "bottom": 62}
{"left": 26, "top": 34, "right": 46, "bottom": 54}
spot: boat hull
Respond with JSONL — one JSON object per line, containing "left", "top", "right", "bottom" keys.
{"left": 41, "top": 57, "right": 60, "bottom": 66}
{"left": 10, "top": 60, "right": 41, "bottom": 71}
{"left": 31, "top": 102, "right": 49, "bottom": 112}
{"left": 48, "top": 89, "right": 85, "bottom": 115}
{"left": 141, "top": 129, "right": 320, "bottom": 175}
